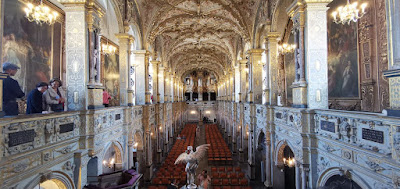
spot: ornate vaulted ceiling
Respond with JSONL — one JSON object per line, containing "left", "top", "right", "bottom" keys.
{"left": 131, "top": 0, "right": 267, "bottom": 81}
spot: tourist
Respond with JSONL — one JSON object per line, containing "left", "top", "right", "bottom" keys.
{"left": 2, "top": 62, "right": 24, "bottom": 116}
{"left": 103, "top": 89, "right": 111, "bottom": 107}
{"left": 197, "top": 170, "right": 210, "bottom": 189}
{"left": 26, "top": 82, "right": 48, "bottom": 114}
{"left": 44, "top": 78, "right": 65, "bottom": 112}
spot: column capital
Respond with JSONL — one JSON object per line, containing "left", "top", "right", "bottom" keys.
{"left": 239, "top": 59, "right": 248, "bottom": 65}
{"left": 266, "top": 32, "right": 280, "bottom": 41}
{"left": 248, "top": 49, "right": 265, "bottom": 55}
{"left": 115, "top": 33, "right": 133, "bottom": 40}
{"left": 150, "top": 60, "right": 161, "bottom": 65}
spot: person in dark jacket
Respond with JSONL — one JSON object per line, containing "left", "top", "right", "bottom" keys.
{"left": 2, "top": 62, "right": 24, "bottom": 116}
{"left": 26, "top": 82, "right": 48, "bottom": 114}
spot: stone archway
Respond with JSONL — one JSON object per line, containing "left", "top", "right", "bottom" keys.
{"left": 132, "top": 131, "right": 145, "bottom": 174}
{"left": 274, "top": 140, "right": 296, "bottom": 189}
{"left": 255, "top": 131, "right": 267, "bottom": 182}
{"left": 87, "top": 157, "right": 98, "bottom": 184}
{"left": 28, "top": 171, "right": 75, "bottom": 189}
{"left": 34, "top": 179, "right": 67, "bottom": 189}
{"left": 102, "top": 142, "right": 124, "bottom": 174}
{"left": 318, "top": 168, "right": 371, "bottom": 189}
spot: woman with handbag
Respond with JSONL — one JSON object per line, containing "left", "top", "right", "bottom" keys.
{"left": 43, "top": 78, "right": 65, "bottom": 112}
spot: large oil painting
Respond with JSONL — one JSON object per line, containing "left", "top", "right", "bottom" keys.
{"left": 101, "top": 44, "right": 120, "bottom": 106}
{"left": 327, "top": 0, "right": 359, "bottom": 98}
{"left": 2, "top": 0, "right": 63, "bottom": 93}
{"left": 285, "top": 34, "right": 295, "bottom": 102}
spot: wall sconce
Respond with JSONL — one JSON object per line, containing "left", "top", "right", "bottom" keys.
{"left": 134, "top": 142, "right": 138, "bottom": 148}
{"left": 151, "top": 132, "right": 154, "bottom": 136}
{"left": 278, "top": 43, "right": 296, "bottom": 55}
{"left": 159, "top": 126, "right": 162, "bottom": 130}
{"left": 238, "top": 126, "right": 241, "bottom": 129}
{"left": 103, "top": 158, "right": 115, "bottom": 168}
{"left": 205, "top": 111, "right": 211, "bottom": 114}
{"left": 190, "top": 111, "right": 196, "bottom": 114}
{"left": 246, "top": 131, "right": 249, "bottom": 136}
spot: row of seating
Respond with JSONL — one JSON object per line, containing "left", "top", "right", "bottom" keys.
{"left": 213, "top": 186, "right": 252, "bottom": 189}
{"left": 211, "top": 178, "right": 249, "bottom": 186}
{"left": 206, "top": 124, "right": 233, "bottom": 165}
{"left": 149, "top": 123, "right": 197, "bottom": 187}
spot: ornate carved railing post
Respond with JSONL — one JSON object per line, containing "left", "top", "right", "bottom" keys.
{"left": 133, "top": 50, "right": 147, "bottom": 105}
{"left": 266, "top": 33, "right": 280, "bottom": 106}
{"left": 287, "top": 0, "right": 331, "bottom": 109}
{"left": 116, "top": 33, "right": 134, "bottom": 106}
{"left": 62, "top": 0, "right": 104, "bottom": 110}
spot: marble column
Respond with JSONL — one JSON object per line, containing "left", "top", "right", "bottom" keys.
{"left": 266, "top": 34, "right": 280, "bottom": 106}
{"left": 164, "top": 70, "right": 170, "bottom": 103}
{"left": 239, "top": 60, "right": 248, "bottom": 102}
{"left": 383, "top": 0, "right": 400, "bottom": 116}
{"left": 159, "top": 65, "right": 165, "bottom": 103}
{"left": 134, "top": 50, "right": 147, "bottom": 105}
{"left": 248, "top": 49, "right": 264, "bottom": 104}
{"left": 128, "top": 141, "right": 133, "bottom": 168}
{"left": 151, "top": 61, "right": 160, "bottom": 104}
{"left": 288, "top": 0, "right": 330, "bottom": 109}
{"left": 128, "top": 37, "right": 135, "bottom": 106}
{"left": 144, "top": 52, "right": 151, "bottom": 104}
{"left": 302, "top": 164, "right": 309, "bottom": 189}
{"left": 264, "top": 131, "right": 272, "bottom": 187}
{"left": 63, "top": 2, "right": 103, "bottom": 110}
{"left": 234, "top": 66, "right": 240, "bottom": 102}
{"left": 296, "top": 163, "right": 301, "bottom": 189}
{"left": 116, "top": 33, "right": 133, "bottom": 106}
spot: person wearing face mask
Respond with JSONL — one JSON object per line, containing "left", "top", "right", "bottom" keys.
{"left": 26, "top": 82, "right": 48, "bottom": 114}
{"left": 2, "top": 62, "right": 25, "bottom": 116}
{"left": 43, "top": 78, "right": 65, "bottom": 112}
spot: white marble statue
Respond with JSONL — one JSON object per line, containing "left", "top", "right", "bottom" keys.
{"left": 175, "top": 144, "right": 210, "bottom": 189}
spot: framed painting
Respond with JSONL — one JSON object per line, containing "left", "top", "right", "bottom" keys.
{"left": 327, "top": 0, "right": 360, "bottom": 98}
{"left": 2, "top": 0, "right": 64, "bottom": 94}
{"left": 100, "top": 37, "right": 120, "bottom": 106}
{"left": 285, "top": 34, "right": 295, "bottom": 103}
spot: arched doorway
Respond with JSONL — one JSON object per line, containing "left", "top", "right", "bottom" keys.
{"left": 133, "top": 132, "right": 144, "bottom": 173}
{"left": 87, "top": 157, "right": 98, "bottom": 184}
{"left": 33, "top": 179, "right": 67, "bottom": 189}
{"left": 255, "top": 131, "right": 266, "bottom": 182}
{"left": 102, "top": 142, "right": 123, "bottom": 174}
{"left": 323, "top": 175, "right": 362, "bottom": 189}
{"left": 274, "top": 141, "right": 296, "bottom": 189}
{"left": 283, "top": 146, "right": 296, "bottom": 189}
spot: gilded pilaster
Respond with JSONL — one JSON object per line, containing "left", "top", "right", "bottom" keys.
{"left": 248, "top": 49, "right": 264, "bottom": 104}
{"left": 266, "top": 33, "right": 280, "bottom": 106}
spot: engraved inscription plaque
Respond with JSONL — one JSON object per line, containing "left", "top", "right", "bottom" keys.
{"left": 115, "top": 114, "right": 121, "bottom": 120}
{"left": 321, "top": 121, "right": 335, "bottom": 133}
{"left": 8, "top": 130, "right": 35, "bottom": 147}
{"left": 60, "top": 123, "right": 74, "bottom": 133}
{"left": 362, "top": 128, "right": 384, "bottom": 144}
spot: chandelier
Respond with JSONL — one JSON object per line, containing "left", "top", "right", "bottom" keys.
{"left": 24, "top": 0, "right": 58, "bottom": 25}
{"left": 332, "top": 0, "right": 367, "bottom": 25}
{"left": 101, "top": 0, "right": 117, "bottom": 56}
{"left": 283, "top": 157, "right": 296, "bottom": 167}
{"left": 278, "top": 43, "right": 296, "bottom": 55}
{"left": 101, "top": 41, "right": 117, "bottom": 56}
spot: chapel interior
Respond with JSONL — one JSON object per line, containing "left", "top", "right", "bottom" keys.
{"left": 1, "top": 0, "right": 400, "bottom": 189}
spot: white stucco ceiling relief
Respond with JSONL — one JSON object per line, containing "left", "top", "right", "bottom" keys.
{"left": 133, "top": 0, "right": 262, "bottom": 82}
